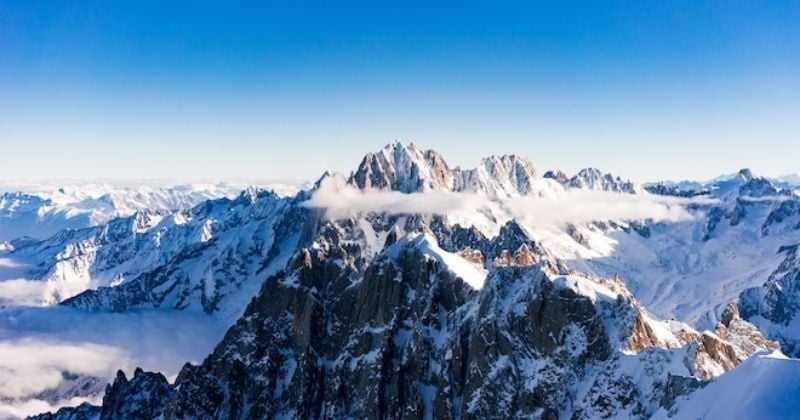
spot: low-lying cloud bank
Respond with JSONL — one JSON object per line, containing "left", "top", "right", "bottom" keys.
{"left": 303, "top": 185, "right": 714, "bottom": 226}
{"left": 0, "top": 338, "right": 127, "bottom": 400}
{"left": 0, "top": 279, "right": 51, "bottom": 307}
{"left": 0, "top": 306, "right": 229, "bottom": 419}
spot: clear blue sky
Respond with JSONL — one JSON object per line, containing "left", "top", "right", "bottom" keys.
{"left": 1, "top": 1, "right": 798, "bottom": 182}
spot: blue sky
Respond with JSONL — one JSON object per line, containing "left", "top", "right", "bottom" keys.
{"left": 1, "top": 1, "right": 798, "bottom": 182}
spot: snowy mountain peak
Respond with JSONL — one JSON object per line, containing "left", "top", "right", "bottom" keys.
{"left": 543, "top": 169, "right": 569, "bottom": 184}
{"left": 543, "top": 167, "right": 641, "bottom": 194}
{"left": 567, "top": 167, "right": 641, "bottom": 194}
{"left": 343, "top": 143, "right": 656, "bottom": 200}
{"left": 349, "top": 141, "right": 453, "bottom": 192}
{"left": 452, "top": 154, "right": 542, "bottom": 198}
{"left": 235, "top": 186, "right": 276, "bottom": 205}
{"left": 738, "top": 168, "right": 754, "bottom": 182}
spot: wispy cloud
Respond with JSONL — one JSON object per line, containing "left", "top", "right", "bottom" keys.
{"left": 303, "top": 183, "right": 713, "bottom": 227}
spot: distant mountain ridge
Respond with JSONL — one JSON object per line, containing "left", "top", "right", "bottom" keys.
{"left": 0, "top": 181, "right": 303, "bottom": 242}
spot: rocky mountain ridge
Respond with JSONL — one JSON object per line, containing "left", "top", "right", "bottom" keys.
{"left": 349, "top": 141, "right": 639, "bottom": 198}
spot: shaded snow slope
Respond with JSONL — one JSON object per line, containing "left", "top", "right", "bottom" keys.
{"left": 655, "top": 351, "right": 800, "bottom": 419}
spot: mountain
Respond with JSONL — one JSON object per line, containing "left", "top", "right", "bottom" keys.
{"left": 121, "top": 233, "right": 775, "bottom": 419}
{"left": 35, "top": 218, "right": 777, "bottom": 419}
{"left": 545, "top": 167, "right": 642, "bottom": 194}
{"left": 0, "top": 182, "right": 301, "bottom": 243}
{"left": 740, "top": 244, "right": 800, "bottom": 356}
{"left": 775, "top": 173, "right": 800, "bottom": 188}
{"left": 347, "top": 141, "right": 562, "bottom": 198}
{"left": 2, "top": 188, "right": 307, "bottom": 322}
{"left": 8, "top": 142, "right": 800, "bottom": 418}
{"left": 550, "top": 168, "right": 800, "bottom": 330}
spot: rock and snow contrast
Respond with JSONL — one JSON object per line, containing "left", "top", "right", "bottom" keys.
{"left": 1, "top": 141, "right": 799, "bottom": 419}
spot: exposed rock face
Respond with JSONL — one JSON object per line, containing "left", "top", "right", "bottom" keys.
{"left": 458, "top": 247, "right": 484, "bottom": 264}
{"left": 99, "top": 369, "right": 172, "bottom": 419}
{"left": 761, "top": 199, "right": 800, "bottom": 236}
{"left": 543, "top": 170, "right": 569, "bottom": 185}
{"left": 741, "top": 244, "right": 800, "bottom": 356}
{"left": 163, "top": 235, "right": 474, "bottom": 419}
{"left": 28, "top": 369, "right": 171, "bottom": 420}
{"left": 644, "top": 183, "right": 709, "bottom": 198}
{"left": 625, "top": 302, "right": 778, "bottom": 379}
{"left": 493, "top": 244, "right": 538, "bottom": 266}
{"left": 350, "top": 141, "right": 454, "bottom": 193}
{"left": 716, "top": 303, "right": 780, "bottom": 358}
{"left": 453, "top": 155, "right": 540, "bottom": 197}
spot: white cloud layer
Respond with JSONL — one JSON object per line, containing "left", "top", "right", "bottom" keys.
{"left": 0, "top": 279, "right": 50, "bottom": 307}
{"left": 0, "top": 339, "right": 127, "bottom": 400}
{"left": 0, "top": 306, "right": 229, "bottom": 419}
{"left": 303, "top": 184, "right": 714, "bottom": 227}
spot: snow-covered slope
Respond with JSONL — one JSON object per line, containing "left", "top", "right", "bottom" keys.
{"left": 538, "top": 169, "right": 800, "bottom": 331}
{"left": 655, "top": 351, "right": 800, "bottom": 419}
{"left": 1, "top": 189, "right": 308, "bottom": 322}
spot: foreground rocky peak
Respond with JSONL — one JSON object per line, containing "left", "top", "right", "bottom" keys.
{"left": 41, "top": 212, "right": 778, "bottom": 419}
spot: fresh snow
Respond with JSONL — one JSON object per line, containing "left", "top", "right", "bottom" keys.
{"left": 551, "top": 274, "right": 620, "bottom": 303}
{"left": 655, "top": 351, "right": 800, "bottom": 419}
{"left": 387, "top": 233, "right": 488, "bottom": 290}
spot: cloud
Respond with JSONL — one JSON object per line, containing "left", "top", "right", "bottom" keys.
{"left": 0, "top": 306, "right": 229, "bottom": 419}
{"left": 0, "top": 339, "right": 128, "bottom": 401}
{"left": 303, "top": 186, "right": 486, "bottom": 220}
{"left": 500, "top": 189, "right": 711, "bottom": 226}
{"left": 0, "top": 396, "right": 101, "bottom": 420}
{"left": 302, "top": 183, "right": 714, "bottom": 227}
{"left": 0, "top": 279, "right": 50, "bottom": 307}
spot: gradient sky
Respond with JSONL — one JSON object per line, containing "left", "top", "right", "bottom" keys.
{"left": 1, "top": 1, "right": 798, "bottom": 183}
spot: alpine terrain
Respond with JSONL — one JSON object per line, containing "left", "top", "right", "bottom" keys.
{"left": 2, "top": 142, "right": 800, "bottom": 419}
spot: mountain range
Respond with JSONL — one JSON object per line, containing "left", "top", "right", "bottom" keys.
{"left": 2, "top": 141, "right": 800, "bottom": 419}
